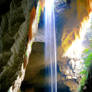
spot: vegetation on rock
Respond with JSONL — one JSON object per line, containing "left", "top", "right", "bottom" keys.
{"left": 79, "top": 45, "right": 92, "bottom": 92}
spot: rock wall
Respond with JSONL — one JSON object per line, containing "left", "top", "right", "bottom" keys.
{"left": 0, "top": 0, "right": 38, "bottom": 91}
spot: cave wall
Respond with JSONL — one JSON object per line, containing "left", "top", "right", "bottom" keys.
{"left": 0, "top": 0, "right": 38, "bottom": 91}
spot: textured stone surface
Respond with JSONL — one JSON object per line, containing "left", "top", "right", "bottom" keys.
{"left": 0, "top": 0, "right": 37, "bottom": 91}
{"left": 24, "top": 42, "right": 45, "bottom": 84}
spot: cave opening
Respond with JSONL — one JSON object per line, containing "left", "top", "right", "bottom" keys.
{"left": 1, "top": 0, "right": 92, "bottom": 92}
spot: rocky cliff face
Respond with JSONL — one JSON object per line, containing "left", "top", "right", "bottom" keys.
{"left": 0, "top": 0, "right": 38, "bottom": 91}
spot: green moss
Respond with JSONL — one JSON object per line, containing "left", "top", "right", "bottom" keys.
{"left": 84, "top": 61, "right": 91, "bottom": 67}
{"left": 79, "top": 47, "right": 92, "bottom": 92}
{"left": 37, "top": 4, "right": 42, "bottom": 23}
{"left": 80, "top": 76, "right": 86, "bottom": 86}
{"left": 80, "top": 70, "right": 87, "bottom": 75}
{"left": 83, "top": 48, "right": 89, "bottom": 53}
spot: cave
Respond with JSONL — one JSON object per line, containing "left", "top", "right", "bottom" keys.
{"left": 0, "top": 0, "right": 92, "bottom": 92}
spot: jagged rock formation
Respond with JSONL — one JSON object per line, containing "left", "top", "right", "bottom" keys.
{"left": 57, "top": 0, "right": 90, "bottom": 92}
{"left": 0, "top": 1, "right": 26, "bottom": 91}
{"left": 0, "top": 0, "right": 39, "bottom": 91}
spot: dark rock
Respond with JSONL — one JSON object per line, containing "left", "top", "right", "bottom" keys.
{"left": 0, "top": 0, "right": 36, "bottom": 91}
{"left": 0, "top": 0, "right": 12, "bottom": 15}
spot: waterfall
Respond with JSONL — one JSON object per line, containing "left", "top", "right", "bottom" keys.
{"left": 45, "top": 0, "right": 57, "bottom": 92}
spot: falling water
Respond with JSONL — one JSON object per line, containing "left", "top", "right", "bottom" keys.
{"left": 45, "top": 0, "right": 57, "bottom": 92}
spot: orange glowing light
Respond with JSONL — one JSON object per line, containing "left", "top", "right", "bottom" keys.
{"left": 28, "top": 7, "right": 36, "bottom": 41}
{"left": 62, "top": 14, "right": 89, "bottom": 59}
{"left": 89, "top": 0, "right": 92, "bottom": 11}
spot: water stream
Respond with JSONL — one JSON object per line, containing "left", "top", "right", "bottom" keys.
{"left": 45, "top": 0, "right": 57, "bottom": 92}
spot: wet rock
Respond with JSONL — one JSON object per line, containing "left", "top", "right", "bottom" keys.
{"left": 0, "top": 0, "right": 36, "bottom": 91}
{"left": 24, "top": 42, "right": 45, "bottom": 85}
